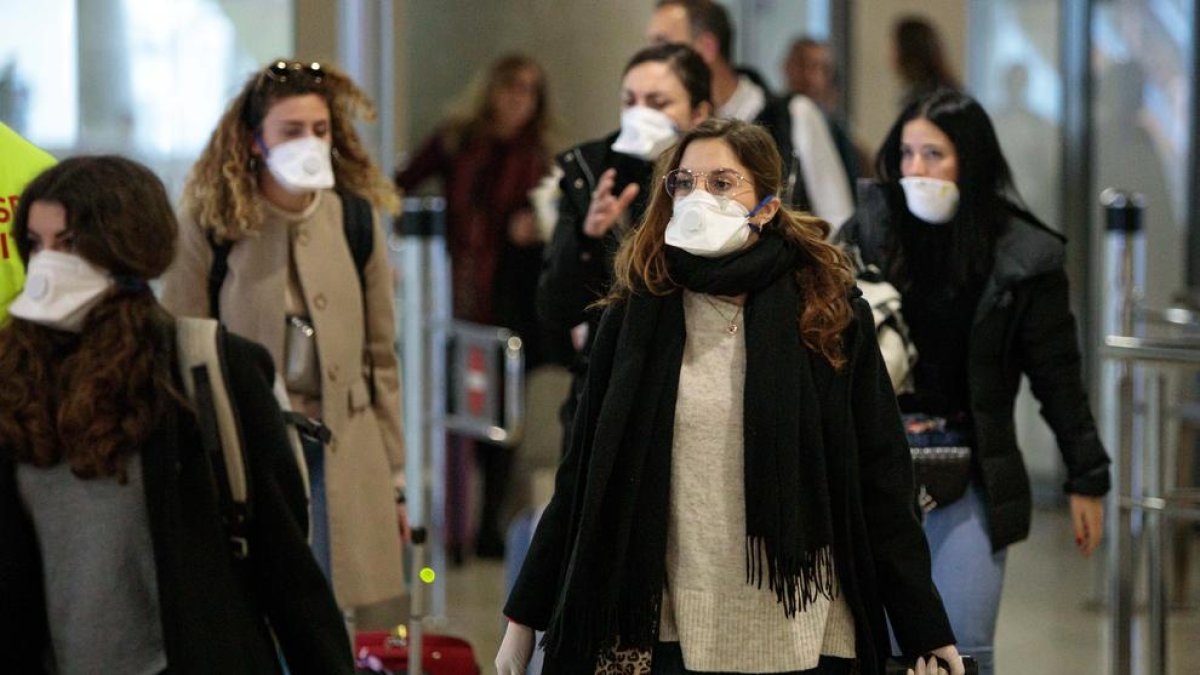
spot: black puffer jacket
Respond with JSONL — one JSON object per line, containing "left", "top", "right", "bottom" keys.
{"left": 839, "top": 184, "right": 1111, "bottom": 551}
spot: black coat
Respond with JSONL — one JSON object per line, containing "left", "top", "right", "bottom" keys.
{"left": 0, "top": 332, "right": 353, "bottom": 674}
{"left": 506, "top": 295, "right": 955, "bottom": 673}
{"left": 537, "top": 131, "right": 653, "bottom": 335}
{"left": 536, "top": 132, "right": 654, "bottom": 440}
{"left": 839, "top": 185, "right": 1111, "bottom": 551}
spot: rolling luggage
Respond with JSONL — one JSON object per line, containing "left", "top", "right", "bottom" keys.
{"left": 354, "top": 627, "right": 479, "bottom": 675}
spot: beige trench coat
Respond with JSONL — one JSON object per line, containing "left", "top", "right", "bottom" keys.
{"left": 161, "top": 190, "right": 405, "bottom": 608}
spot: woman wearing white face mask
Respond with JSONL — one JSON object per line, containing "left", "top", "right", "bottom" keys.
{"left": 838, "top": 90, "right": 1109, "bottom": 675}
{"left": 539, "top": 42, "right": 712, "bottom": 458}
{"left": 161, "top": 59, "right": 408, "bottom": 618}
{"left": 0, "top": 156, "right": 353, "bottom": 673}
{"left": 497, "top": 119, "right": 964, "bottom": 675}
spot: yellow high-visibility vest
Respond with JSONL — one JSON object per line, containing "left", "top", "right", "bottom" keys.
{"left": 0, "top": 122, "right": 56, "bottom": 323}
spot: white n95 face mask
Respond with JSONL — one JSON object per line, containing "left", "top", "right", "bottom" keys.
{"left": 664, "top": 190, "right": 773, "bottom": 257}
{"left": 9, "top": 250, "right": 114, "bottom": 332}
{"left": 264, "top": 136, "right": 336, "bottom": 194}
{"left": 900, "top": 176, "right": 960, "bottom": 224}
{"left": 611, "top": 106, "right": 680, "bottom": 161}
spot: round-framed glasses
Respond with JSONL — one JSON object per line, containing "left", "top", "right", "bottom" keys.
{"left": 663, "top": 168, "right": 752, "bottom": 200}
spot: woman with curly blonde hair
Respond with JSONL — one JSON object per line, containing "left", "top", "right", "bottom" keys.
{"left": 0, "top": 155, "right": 352, "bottom": 673}
{"left": 162, "top": 59, "right": 407, "bottom": 616}
{"left": 498, "top": 119, "right": 963, "bottom": 675}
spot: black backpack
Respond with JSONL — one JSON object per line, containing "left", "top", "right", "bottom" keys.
{"left": 736, "top": 67, "right": 810, "bottom": 211}
{"left": 752, "top": 95, "right": 810, "bottom": 212}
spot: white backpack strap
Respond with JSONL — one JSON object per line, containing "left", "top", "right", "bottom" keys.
{"left": 176, "top": 317, "right": 251, "bottom": 558}
{"left": 273, "top": 375, "right": 314, "bottom": 544}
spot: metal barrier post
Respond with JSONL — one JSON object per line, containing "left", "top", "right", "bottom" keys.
{"left": 425, "top": 198, "right": 450, "bottom": 622}
{"left": 1145, "top": 370, "right": 1167, "bottom": 675}
{"left": 393, "top": 196, "right": 449, "bottom": 674}
{"left": 1101, "top": 188, "right": 1145, "bottom": 675}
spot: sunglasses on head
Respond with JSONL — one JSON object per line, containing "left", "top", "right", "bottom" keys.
{"left": 261, "top": 60, "right": 325, "bottom": 86}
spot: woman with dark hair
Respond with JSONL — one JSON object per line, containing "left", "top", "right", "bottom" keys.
{"left": 498, "top": 118, "right": 964, "bottom": 675}
{"left": 162, "top": 59, "right": 407, "bottom": 615}
{"left": 838, "top": 90, "right": 1110, "bottom": 675}
{"left": 0, "top": 156, "right": 352, "bottom": 673}
{"left": 538, "top": 42, "right": 712, "bottom": 457}
{"left": 396, "top": 52, "right": 554, "bottom": 557}
{"left": 891, "top": 17, "right": 959, "bottom": 107}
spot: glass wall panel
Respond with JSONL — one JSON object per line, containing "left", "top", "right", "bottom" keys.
{"left": 969, "top": 0, "right": 1064, "bottom": 229}
{"left": 1092, "top": 0, "right": 1193, "bottom": 318}
{"left": 0, "top": 0, "right": 293, "bottom": 199}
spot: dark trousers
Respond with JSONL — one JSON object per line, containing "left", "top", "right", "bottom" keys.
{"left": 474, "top": 438, "right": 513, "bottom": 556}
{"left": 650, "top": 642, "right": 854, "bottom": 675}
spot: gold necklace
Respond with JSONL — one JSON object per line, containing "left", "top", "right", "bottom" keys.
{"left": 701, "top": 294, "right": 743, "bottom": 335}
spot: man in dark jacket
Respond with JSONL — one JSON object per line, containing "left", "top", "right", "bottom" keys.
{"left": 647, "top": 0, "right": 854, "bottom": 231}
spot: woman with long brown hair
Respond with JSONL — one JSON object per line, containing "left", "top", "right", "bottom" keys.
{"left": 161, "top": 59, "right": 407, "bottom": 617}
{"left": 0, "top": 156, "right": 351, "bottom": 673}
{"left": 396, "top": 52, "right": 555, "bottom": 557}
{"left": 497, "top": 118, "right": 963, "bottom": 674}
{"left": 891, "top": 16, "right": 960, "bottom": 109}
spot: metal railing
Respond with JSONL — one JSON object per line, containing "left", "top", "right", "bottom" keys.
{"left": 1103, "top": 335, "right": 1200, "bottom": 675}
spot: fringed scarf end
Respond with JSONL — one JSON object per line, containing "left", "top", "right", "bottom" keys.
{"left": 744, "top": 537, "right": 838, "bottom": 617}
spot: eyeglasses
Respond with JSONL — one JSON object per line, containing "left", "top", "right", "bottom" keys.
{"left": 260, "top": 60, "right": 325, "bottom": 87}
{"left": 663, "top": 168, "right": 752, "bottom": 200}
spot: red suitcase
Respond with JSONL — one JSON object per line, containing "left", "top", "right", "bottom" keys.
{"left": 354, "top": 626, "right": 480, "bottom": 675}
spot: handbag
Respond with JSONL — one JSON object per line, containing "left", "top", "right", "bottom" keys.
{"left": 904, "top": 414, "right": 973, "bottom": 512}
{"left": 847, "top": 245, "right": 918, "bottom": 395}
{"left": 284, "top": 314, "right": 322, "bottom": 398}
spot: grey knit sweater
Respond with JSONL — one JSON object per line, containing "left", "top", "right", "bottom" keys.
{"left": 658, "top": 291, "right": 856, "bottom": 672}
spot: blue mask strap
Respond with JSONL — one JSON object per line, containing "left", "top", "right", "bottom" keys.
{"left": 746, "top": 194, "right": 775, "bottom": 234}
{"left": 254, "top": 133, "right": 270, "bottom": 159}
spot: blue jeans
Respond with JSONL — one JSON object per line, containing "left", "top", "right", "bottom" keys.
{"left": 922, "top": 484, "right": 1006, "bottom": 675}
{"left": 302, "top": 434, "right": 332, "bottom": 581}
{"left": 649, "top": 642, "right": 853, "bottom": 674}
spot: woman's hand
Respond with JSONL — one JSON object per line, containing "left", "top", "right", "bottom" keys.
{"left": 396, "top": 502, "right": 411, "bottom": 544}
{"left": 907, "top": 644, "right": 964, "bottom": 675}
{"left": 1069, "top": 494, "right": 1104, "bottom": 557}
{"left": 508, "top": 208, "right": 541, "bottom": 247}
{"left": 582, "top": 168, "right": 639, "bottom": 239}
{"left": 494, "top": 621, "right": 535, "bottom": 675}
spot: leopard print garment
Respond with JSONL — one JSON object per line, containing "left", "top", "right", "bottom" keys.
{"left": 593, "top": 645, "right": 653, "bottom": 675}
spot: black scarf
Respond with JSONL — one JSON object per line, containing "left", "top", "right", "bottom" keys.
{"left": 542, "top": 232, "right": 836, "bottom": 660}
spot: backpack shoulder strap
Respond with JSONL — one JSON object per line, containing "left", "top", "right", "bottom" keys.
{"left": 755, "top": 95, "right": 809, "bottom": 210}
{"left": 338, "top": 191, "right": 374, "bottom": 293}
{"left": 175, "top": 317, "right": 252, "bottom": 559}
{"left": 337, "top": 190, "right": 378, "bottom": 404}
{"left": 206, "top": 233, "right": 233, "bottom": 320}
